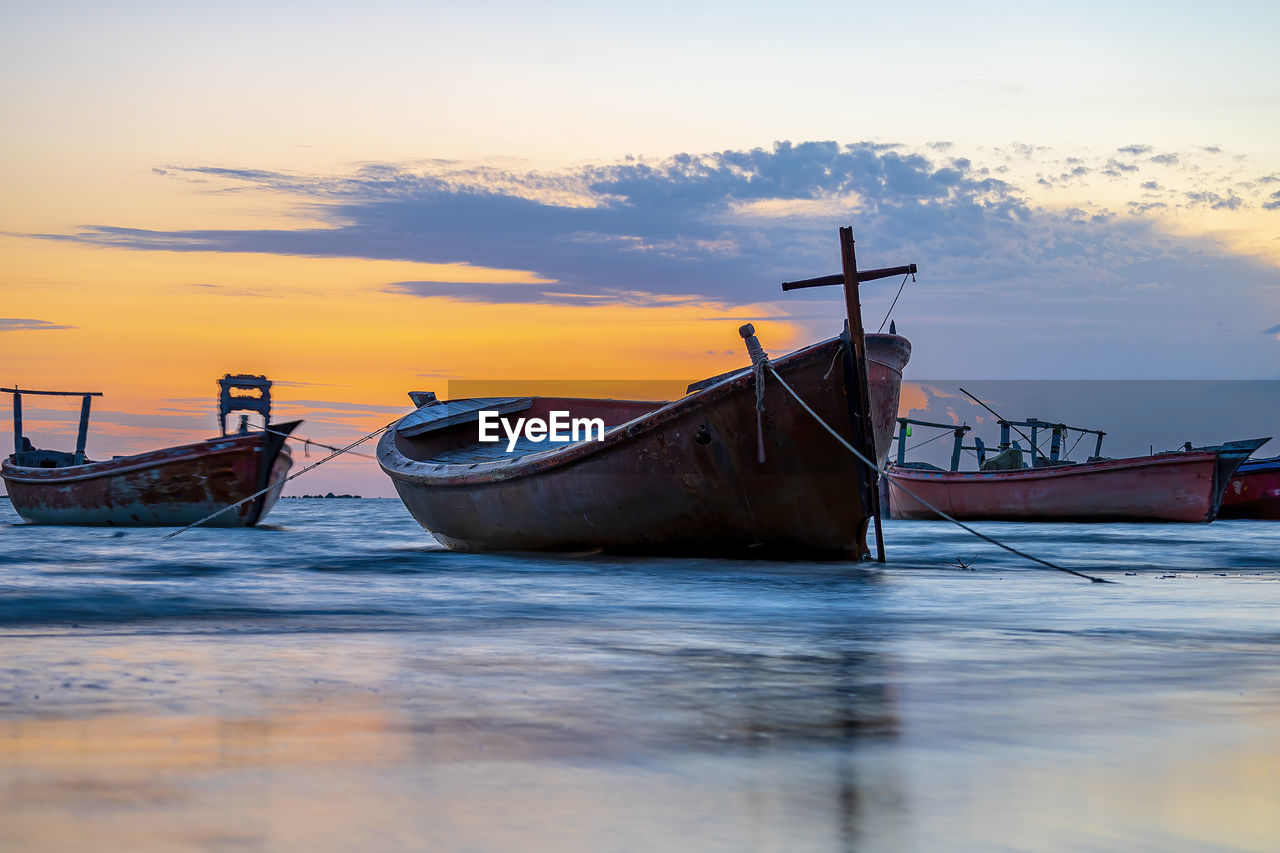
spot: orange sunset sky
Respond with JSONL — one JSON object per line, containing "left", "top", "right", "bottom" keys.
{"left": 3, "top": 1, "right": 1277, "bottom": 497}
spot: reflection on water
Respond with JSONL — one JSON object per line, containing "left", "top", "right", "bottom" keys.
{"left": 2, "top": 500, "right": 1280, "bottom": 850}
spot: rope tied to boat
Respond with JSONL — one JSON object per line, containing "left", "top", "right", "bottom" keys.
{"left": 762, "top": 361, "right": 1112, "bottom": 584}
{"left": 822, "top": 341, "right": 845, "bottom": 380}
{"left": 250, "top": 425, "right": 379, "bottom": 461}
{"left": 161, "top": 419, "right": 397, "bottom": 540}
{"left": 740, "top": 324, "right": 769, "bottom": 463}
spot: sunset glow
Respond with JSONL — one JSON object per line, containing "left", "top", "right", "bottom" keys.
{"left": 3, "top": 1, "right": 1277, "bottom": 496}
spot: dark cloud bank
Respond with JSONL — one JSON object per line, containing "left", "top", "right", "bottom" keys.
{"left": 34, "top": 141, "right": 1280, "bottom": 376}
{"left": 1, "top": 318, "right": 76, "bottom": 332}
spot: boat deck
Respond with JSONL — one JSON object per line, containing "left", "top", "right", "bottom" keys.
{"left": 424, "top": 437, "right": 579, "bottom": 464}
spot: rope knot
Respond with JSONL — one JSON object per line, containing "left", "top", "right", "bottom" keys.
{"left": 740, "top": 324, "right": 769, "bottom": 462}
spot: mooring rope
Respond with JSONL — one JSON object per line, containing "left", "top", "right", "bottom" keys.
{"left": 763, "top": 363, "right": 1111, "bottom": 583}
{"left": 251, "top": 425, "right": 379, "bottom": 461}
{"left": 161, "top": 420, "right": 396, "bottom": 540}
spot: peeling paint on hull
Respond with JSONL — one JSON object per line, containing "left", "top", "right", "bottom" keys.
{"left": 379, "top": 336, "right": 909, "bottom": 558}
{"left": 1, "top": 423, "right": 297, "bottom": 527}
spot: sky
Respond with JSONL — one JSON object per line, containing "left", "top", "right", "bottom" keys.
{"left": 2, "top": 0, "right": 1278, "bottom": 497}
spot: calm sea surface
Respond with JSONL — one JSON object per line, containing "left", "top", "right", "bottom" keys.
{"left": 2, "top": 497, "right": 1279, "bottom": 852}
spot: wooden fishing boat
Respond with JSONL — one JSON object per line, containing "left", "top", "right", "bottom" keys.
{"left": 2, "top": 375, "right": 298, "bottom": 527}
{"left": 1219, "top": 455, "right": 1280, "bottom": 519}
{"left": 379, "top": 228, "right": 916, "bottom": 558}
{"left": 884, "top": 414, "right": 1268, "bottom": 523}
{"left": 378, "top": 330, "right": 910, "bottom": 557}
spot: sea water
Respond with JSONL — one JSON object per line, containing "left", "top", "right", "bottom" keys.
{"left": 2, "top": 497, "right": 1279, "bottom": 851}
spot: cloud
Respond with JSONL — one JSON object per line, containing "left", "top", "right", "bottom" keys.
{"left": 18, "top": 140, "right": 1280, "bottom": 378}
{"left": 384, "top": 280, "right": 697, "bottom": 307}
{"left": 279, "top": 399, "right": 416, "bottom": 415}
{"left": 1263, "top": 324, "right": 1280, "bottom": 335}
{"left": 1184, "top": 190, "right": 1243, "bottom": 210}
{"left": 39, "top": 141, "right": 1033, "bottom": 306}
{"left": 1117, "top": 145, "right": 1153, "bottom": 156}
{"left": 1102, "top": 158, "right": 1140, "bottom": 176}
{"left": 0, "top": 318, "right": 75, "bottom": 331}
{"left": 16, "top": 406, "right": 206, "bottom": 430}
{"left": 1265, "top": 190, "right": 1280, "bottom": 211}
{"left": 189, "top": 283, "right": 271, "bottom": 297}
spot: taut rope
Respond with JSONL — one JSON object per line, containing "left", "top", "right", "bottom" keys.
{"left": 161, "top": 420, "right": 396, "bottom": 540}
{"left": 251, "top": 425, "right": 379, "bottom": 460}
{"left": 762, "top": 362, "right": 1111, "bottom": 584}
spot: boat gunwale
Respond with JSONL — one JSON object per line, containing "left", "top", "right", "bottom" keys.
{"left": 1236, "top": 455, "right": 1280, "bottom": 473}
{"left": 380, "top": 334, "right": 909, "bottom": 488}
{"left": 885, "top": 449, "right": 1225, "bottom": 484}
{"left": 0, "top": 429, "right": 289, "bottom": 486}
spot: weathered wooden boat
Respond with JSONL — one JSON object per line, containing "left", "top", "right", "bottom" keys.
{"left": 884, "top": 414, "right": 1268, "bottom": 523}
{"left": 2, "top": 375, "right": 299, "bottom": 527}
{"left": 379, "top": 331, "right": 910, "bottom": 557}
{"left": 379, "top": 228, "right": 916, "bottom": 558}
{"left": 1219, "top": 455, "right": 1280, "bottom": 519}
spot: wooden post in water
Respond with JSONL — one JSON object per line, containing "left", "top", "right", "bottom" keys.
{"left": 836, "top": 227, "right": 887, "bottom": 563}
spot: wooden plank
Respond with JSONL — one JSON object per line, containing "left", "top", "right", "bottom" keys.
{"left": 12, "top": 391, "right": 22, "bottom": 454}
{"left": 74, "top": 395, "right": 92, "bottom": 463}
{"left": 397, "top": 397, "right": 532, "bottom": 438}
{"left": 780, "top": 264, "right": 917, "bottom": 291}
{"left": 426, "top": 436, "right": 578, "bottom": 464}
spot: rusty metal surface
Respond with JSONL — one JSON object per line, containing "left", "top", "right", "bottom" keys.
{"left": 885, "top": 451, "right": 1233, "bottom": 523}
{"left": 2, "top": 426, "right": 296, "bottom": 527}
{"left": 1219, "top": 456, "right": 1280, "bottom": 519}
{"left": 379, "top": 335, "right": 910, "bottom": 557}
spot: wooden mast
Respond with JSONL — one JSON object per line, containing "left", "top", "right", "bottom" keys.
{"left": 780, "top": 229, "right": 916, "bottom": 562}
{"left": 836, "top": 227, "right": 886, "bottom": 562}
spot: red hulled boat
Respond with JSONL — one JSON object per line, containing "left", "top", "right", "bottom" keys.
{"left": 2, "top": 375, "right": 298, "bottom": 527}
{"left": 1219, "top": 455, "right": 1280, "bottom": 520}
{"left": 884, "top": 412, "right": 1268, "bottom": 523}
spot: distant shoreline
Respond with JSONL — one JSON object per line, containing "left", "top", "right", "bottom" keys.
{"left": 284, "top": 494, "right": 363, "bottom": 499}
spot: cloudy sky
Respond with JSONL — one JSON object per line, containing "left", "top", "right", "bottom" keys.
{"left": 2, "top": 0, "right": 1277, "bottom": 496}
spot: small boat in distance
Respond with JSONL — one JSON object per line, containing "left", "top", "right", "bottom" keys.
{"left": 884, "top": 413, "right": 1269, "bottom": 523}
{"left": 1218, "top": 455, "right": 1280, "bottom": 519}
{"left": 2, "top": 375, "right": 298, "bottom": 527}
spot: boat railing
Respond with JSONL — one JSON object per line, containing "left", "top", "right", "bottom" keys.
{"left": 894, "top": 415, "right": 1111, "bottom": 471}
{"left": 2, "top": 387, "right": 103, "bottom": 465}
{"left": 995, "top": 418, "right": 1106, "bottom": 466}
{"left": 893, "top": 418, "right": 977, "bottom": 471}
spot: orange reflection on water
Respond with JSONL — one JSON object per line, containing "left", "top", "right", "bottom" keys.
{"left": 3, "top": 696, "right": 1280, "bottom": 851}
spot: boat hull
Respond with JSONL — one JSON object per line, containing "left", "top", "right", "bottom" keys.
{"left": 885, "top": 449, "right": 1244, "bottom": 523}
{"left": 1219, "top": 456, "right": 1280, "bottom": 519}
{"left": 380, "top": 335, "right": 909, "bottom": 557}
{"left": 1, "top": 423, "right": 297, "bottom": 527}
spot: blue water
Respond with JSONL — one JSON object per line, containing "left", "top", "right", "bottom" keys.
{"left": 3, "top": 497, "right": 1280, "bottom": 851}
